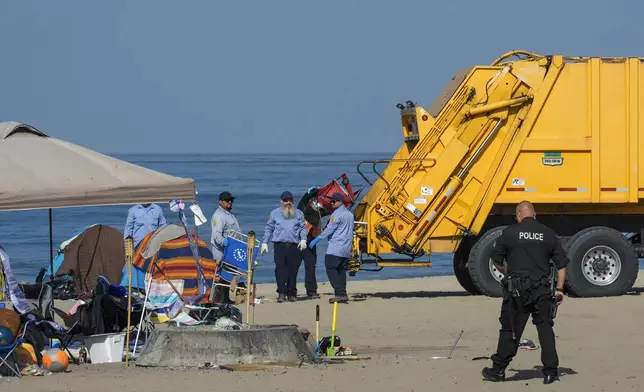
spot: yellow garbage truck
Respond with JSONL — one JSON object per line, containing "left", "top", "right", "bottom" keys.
{"left": 351, "top": 50, "right": 642, "bottom": 298}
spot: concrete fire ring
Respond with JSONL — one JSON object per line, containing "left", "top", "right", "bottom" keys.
{"left": 135, "top": 324, "right": 315, "bottom": 368}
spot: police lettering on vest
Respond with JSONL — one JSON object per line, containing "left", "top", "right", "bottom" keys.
{"left": 518, "top": 232, "right": 544, "bottom": 241}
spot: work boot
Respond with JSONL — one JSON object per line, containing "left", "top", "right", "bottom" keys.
{"left": 543, "top": 374, "right": 559, "bottom": 384}
{"left": 329, "top": 295, "right": 349, "bottom": 304}
{"left": 307, "top": 292, "right": 320, "bottom": 299}
{"left": 482, "top": 367, "right": 505, "bottom": 382}
{"left": 277, "top": 294, "right": 286, "bottom": 303}
{"left": 288, "top": 296, "right": 297, "bottom": 302}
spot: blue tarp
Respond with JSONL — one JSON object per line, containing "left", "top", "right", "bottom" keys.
{"left": 120, "top": 263, "right": 147, "bottom": 290}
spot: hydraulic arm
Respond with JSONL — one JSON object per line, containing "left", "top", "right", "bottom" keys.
{"left": 351, "top": 51, "right": 557, "bottom": 272}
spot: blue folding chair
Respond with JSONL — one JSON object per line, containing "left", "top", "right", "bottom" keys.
{"left": 0, "top": 320, "right": 34, "bottom": 378}
{"left": 214, "top": 231, "right": 260, "bottom": 299}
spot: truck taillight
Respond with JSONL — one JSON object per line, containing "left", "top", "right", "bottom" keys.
{"left": 422, "top": 115, "right": 428, "bottom": 121}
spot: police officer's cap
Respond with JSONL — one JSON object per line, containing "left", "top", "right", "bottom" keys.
{"left": 219, "top": 191, "right": 235, "bottom": 201}
{"left": 280, "top": 191, "right": 293, "bottom": 201}
{"left": 330, "top": 193, "right": 345, "bottom": 202}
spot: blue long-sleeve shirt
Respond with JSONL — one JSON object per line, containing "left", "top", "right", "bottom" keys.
{"left": 262, "top": 207, "right": 307, "bottom": 244}
{"left": 124, "top": 204, "right": 167, "bottom": 247}
{"left": 317, "top": 205, "right": 354, "bottom": 258}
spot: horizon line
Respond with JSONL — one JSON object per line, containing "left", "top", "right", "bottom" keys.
{"left": 104, "top": 151, "right": 397, "bottom": 156}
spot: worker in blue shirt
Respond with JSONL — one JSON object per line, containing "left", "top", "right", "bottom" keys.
{"left": 261, "top": 191, "right": 307, "bottom": 303}
{"left": 124, "top": 203, "right": 167, "bottom": 248}
{"left": 123, "top": 203, "right": 167, "bottom": 290}
{"left": 309, "top": 193, "right": 354, "bottom": 304}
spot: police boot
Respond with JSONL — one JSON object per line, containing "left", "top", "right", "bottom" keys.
{"left": 543, "top": 374, "right": 559, "bottom": 384}
{"left": 482, "top": 367, "right": 505, "bottom": 382}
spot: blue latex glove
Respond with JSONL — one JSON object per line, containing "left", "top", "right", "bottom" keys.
{"left": 223, "top": 237, "right": 229, "bottom": 247}
{"left": 309, "top": 237, "right": 320, "bottom": 249}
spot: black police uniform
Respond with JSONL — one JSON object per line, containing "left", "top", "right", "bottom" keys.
{"left": 484, "top": 216, "right": 569, "bottom": 382}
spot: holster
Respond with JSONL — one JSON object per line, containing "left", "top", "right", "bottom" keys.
{"left": 501, "top": 276, "right": 524, "bottom": 299}
{"left": 501, "top": 275, "right": 550, "bottom": 341}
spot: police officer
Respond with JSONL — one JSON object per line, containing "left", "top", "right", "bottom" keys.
{"left": 482, "top": 201, "right": 568, "bottom": 385}
{"left": 261, "top": 191, "right": 307, "bottom": 303}
{"left": 209, "top": 191, "right": 241, "bottom": 303}
{"left": 309, "top": 193, "right": 354, "bottom": 304}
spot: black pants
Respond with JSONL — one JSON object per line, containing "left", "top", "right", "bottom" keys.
{"left": 302, "top": 246, "right": 318, "bottom": 295}
{"left": 273, "top": 242, "right": 302, "bottom": 297}
{"left": 325, "top": 254, "right": 348, "bottom": 296}
{"left": 491, "top": 292, "right": 559, "bottom": 376}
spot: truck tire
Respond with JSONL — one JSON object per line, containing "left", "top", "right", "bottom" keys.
{"left": 467, "top": 226, "right": 506, "bottom": 297}
{"left": 563, "top": 226, "right": 638, "bottom": 297}
{"left": 453, "top": 236, "right": 481, "bottom": 295}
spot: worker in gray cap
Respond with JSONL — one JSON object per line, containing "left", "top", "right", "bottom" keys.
{"left": 309, "top": 192, "right": 355, "bottom": 303}
{"left": 261, "top": 191, "right": 307, "bottom": 303}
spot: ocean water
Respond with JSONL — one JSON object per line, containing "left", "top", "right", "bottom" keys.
{"left": 0, "top": 153, "right": 456, "bottom": 286}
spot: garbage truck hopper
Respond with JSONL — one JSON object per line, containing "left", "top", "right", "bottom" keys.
{"left": 352, "top": 50, "right": 644, "bottom": 298}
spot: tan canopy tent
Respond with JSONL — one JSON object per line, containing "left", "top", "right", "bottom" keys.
{"left": 0, "top": 121, "right": 197, "bottom": 287}
{"left": 0, "top": 121, "right": 195, "bottom": 211}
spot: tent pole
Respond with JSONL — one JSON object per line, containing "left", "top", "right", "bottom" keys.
{"left": 246, "top": 231, "right": 255, "bottom": 324}
{"left": 48, "top": 208, "right": 55, "bottom": 311}
{"left": 49, "top": 209, "right": 54, "bottom": 281}
{"left": 124, "top": 237, "right": 134, "bottom": 367}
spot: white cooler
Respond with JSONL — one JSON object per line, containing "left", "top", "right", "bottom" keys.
{"left": 82, "top": 332, "right": 126, "bottom": 364}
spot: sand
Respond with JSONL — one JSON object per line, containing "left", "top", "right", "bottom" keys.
{"left": 5, "top": 274, "right": 644, "bottom": 391}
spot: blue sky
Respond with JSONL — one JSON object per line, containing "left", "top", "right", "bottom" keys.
{"left": 0, "top": 1, "right": 641, "bottom": 154}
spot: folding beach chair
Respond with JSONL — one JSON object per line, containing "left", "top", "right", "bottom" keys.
{"left": 213, "top": 230, "right": 260, "bottom": 300}
{"left": 139, "top": 278, "right": 218, "bottom": 325}
{"left": 0, "top": 320, "right": 34, "bottom": 378}
{"left": 27, "top": 276, "right": 145, "bottom": 364}
{"left": 10, "top": 280, "right": 81, "bottom": 364}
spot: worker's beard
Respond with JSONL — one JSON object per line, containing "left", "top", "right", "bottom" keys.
{"left": 280, "top": 202, "right": 295, "bottom": 219}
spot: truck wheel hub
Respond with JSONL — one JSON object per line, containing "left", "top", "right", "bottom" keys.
{"left": 581, "top": 245, "right": 621, "bottom": 286}
{"left": 488, "top": 258, "right": 504, "bottom": 282}
{"left": 592, "top": 259, "right": 609, "bottom": 274}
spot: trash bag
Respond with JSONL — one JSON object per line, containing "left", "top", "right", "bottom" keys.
{"left": 214, "top": 317, "right": 242, "bottom": 330}
{"left": 215, "top": 304, "right": 243, "bottom": 324}
{"left": 190, "top": 303, "right": 243, "bottom": 325}
{"left": 318, "top": 335, "right": 341, "bottom": 353}
{"left": 51, "top": 280, "right": 77, "bottom": 300}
